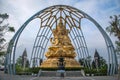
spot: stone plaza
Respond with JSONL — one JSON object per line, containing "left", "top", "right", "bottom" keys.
{"left": 0, "top": 71, "right": 118, "bottom": 80}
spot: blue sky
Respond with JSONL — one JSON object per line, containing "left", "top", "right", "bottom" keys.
{"left": 0, "top": 0, "right": 120, "bottom": 61}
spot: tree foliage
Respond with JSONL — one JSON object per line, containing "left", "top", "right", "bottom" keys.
{"left": 106, "top": 15, "right": 120, "bottom": 53}
{"left": 106, "top": 15, "right": 120, "bottom": 38}
{"left": 0, "top": 13, "right": 15, "bottom": 56}
{"left": 16, "top": 56, "right": 22, "bottom": 67}
{"left": 16, "top": 55, "right": 30, "bottom": 68}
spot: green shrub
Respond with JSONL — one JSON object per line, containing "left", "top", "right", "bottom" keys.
{"left": 65, "top": 67, "right": 84, "bottom": 71}
{"left": 16, "top": 65, "right": 23, "bottom": 73}
{"left": 84, "top": 68, "right": 107, "bottom": 76}
{"left": 16, "top": 65, "right": 32, "bottom": 75}
{"left": 16, "top": 66, "right": 107, "bottom": 76}
{"left": 28, "top": 67, "right": 84, "bottom": 74}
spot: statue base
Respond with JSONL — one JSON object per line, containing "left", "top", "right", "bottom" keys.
{"left": 40, "top": 57, "right": 80, "bottom": 68}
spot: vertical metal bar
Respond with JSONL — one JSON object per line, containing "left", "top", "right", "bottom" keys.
{"left": 30, "top": 27, "right": 41, "bottom": 67}
{"left": 41, "top": 32, "right": 52, "bottom": 60}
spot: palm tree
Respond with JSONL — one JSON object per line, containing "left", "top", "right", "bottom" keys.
{"left": 106, "top": 15, "right": 120, "bottom": 40}
{"left": 106, "top": 15, "right": 120, "bottom": 53}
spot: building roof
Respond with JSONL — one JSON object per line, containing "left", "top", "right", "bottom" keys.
{"left": 22, "top": 48, "right": 27, "bottom": 57}
{"left": 94, "top": 49, "right": 100, "bottom": 58}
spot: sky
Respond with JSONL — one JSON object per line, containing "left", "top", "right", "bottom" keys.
{"left": 0, "top": 0, "right": 120, "bottom": 61}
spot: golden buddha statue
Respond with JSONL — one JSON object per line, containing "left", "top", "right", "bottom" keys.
{"left": 40, "top": 18, "right": 80, "bottom": 68}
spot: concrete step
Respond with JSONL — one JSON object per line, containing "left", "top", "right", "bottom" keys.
{"left": 66, "top": 71, "right": 83, "bottom": 77}
{"left": 40, "top": 71, "right": 57, "bottom": 77}
{"left": 38, "top": 71, "right": 83, "bottom": 77}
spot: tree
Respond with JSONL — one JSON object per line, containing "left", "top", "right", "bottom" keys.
{"left": 79, "top": 56, "right": 92, "bottom": 68}
{"left": 106, "top": 15, "right": 120, "bottom": 40}
{"left": 16, "top": 56, "right": 22, "bottom": 67}
{"left": 79, "top": 58, "right": 84, "bottom": 66}
{"left": 106, "top": 15, "right": 120, "bottom": 52}
{"left": 86, "top": 56, "right": 92, "bottom": 68}
{"left": 99, "top": 57, "right": 107, "bottom": 69}
{"left": 0, "top": 13, "right": 15, "bottom": 56}
{"left": 15, "top": 56, "right": 23, "bottom": 73}
{"left": 16, "top": 50, "right": 30, "bottom": 69}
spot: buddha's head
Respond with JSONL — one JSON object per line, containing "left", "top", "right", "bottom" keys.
{"left": 56, "top": 17, "right": 66, "bottom": 31}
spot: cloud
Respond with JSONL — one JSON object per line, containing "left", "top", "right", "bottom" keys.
{"left": 1, "top": 0, "right": 120, "bottom": 60}
{"left": 74, "top": 0, "right": 120, "bottom": 28}
{"left": 74, "top": 0, "right": 99, "bottom": 14}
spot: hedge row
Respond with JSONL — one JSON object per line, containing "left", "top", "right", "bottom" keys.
{"left": 16, "top": 67, "right": 107, "bottom": 76}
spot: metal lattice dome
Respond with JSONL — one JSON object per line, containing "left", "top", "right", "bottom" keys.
{"left": 5, "top": 5, "right": 117, "bottom": 75}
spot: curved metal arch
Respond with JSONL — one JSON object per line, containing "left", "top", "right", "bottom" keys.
{"left": 82, "top": 14, "right": 117, "bottom": 75}
{"left": 69, "top": 27, "right": 90, "bottom": 68}
{"left": 63, "top": 5, "right": 117, "bottom": 75}
{"left": 31, "top": 27, "right": 52, "bottom": 67}
{"left": 6, "top": 5, "right": 117, "bottom": 75}
{"left": 6, "top": 6, "right": 57, "bottom": 74}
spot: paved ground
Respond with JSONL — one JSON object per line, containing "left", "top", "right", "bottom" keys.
{"left": 29, "top": 76, "right": 118, "bottom": 80}
{"left": 0, "top": 71, "right": 118, "bottom": 80}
